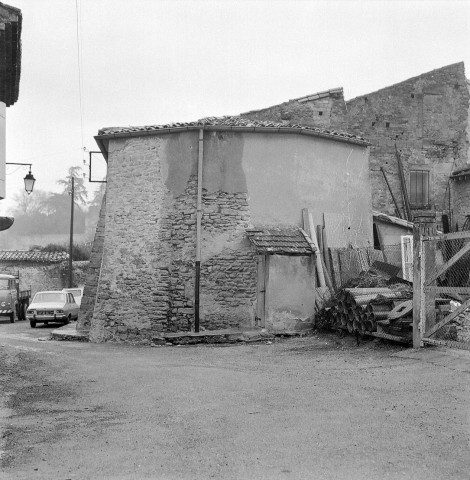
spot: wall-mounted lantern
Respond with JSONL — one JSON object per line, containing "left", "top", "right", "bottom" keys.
{"left": 6, "top": 163, "right": 36, "bottom": 194}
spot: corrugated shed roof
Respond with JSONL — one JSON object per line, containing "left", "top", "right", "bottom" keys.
{"left": 246, "top": 227, "right": 316, "bottom": 255}
{"left": 97, "top": 116, "right": 368, "bottom": 146}
{"left": 0, "top": 250, "right": 68, "bottom": 263}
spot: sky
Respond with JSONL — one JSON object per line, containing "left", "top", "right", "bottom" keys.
{"left": 1, "top": 0, "right": 470, "bottom": 213}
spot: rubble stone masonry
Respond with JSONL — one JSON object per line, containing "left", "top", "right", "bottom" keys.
{"left": 89, "top": 133, "right": 257, "bottom": 343}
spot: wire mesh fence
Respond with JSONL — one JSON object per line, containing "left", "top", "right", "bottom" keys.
{"left": 421, "top": 233, "right": 470, "bottom": 348}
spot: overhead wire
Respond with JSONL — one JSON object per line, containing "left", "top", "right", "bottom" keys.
{"left": 75, "top": 0, "right": 85, "bottom": 157}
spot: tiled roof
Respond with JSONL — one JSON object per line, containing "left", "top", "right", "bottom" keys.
{"left": 0, "top": 250, "right": 68, "bottom": 263}
{"left": 246, "top": 227, "right": 316, "bottom": 255}
{"left": 97, "top": 116, "right": 368, "bottom": 146}
{"left": 289, "top": 87, "right": 344, "bottom": 104}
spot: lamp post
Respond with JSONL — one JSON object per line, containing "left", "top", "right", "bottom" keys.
{"left": 5, "top": 163, "right": 36, "bottom": 194}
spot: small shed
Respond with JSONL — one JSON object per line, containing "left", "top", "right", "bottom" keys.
{"left": 246, "top": 227, "right": 316, "bottom": 332}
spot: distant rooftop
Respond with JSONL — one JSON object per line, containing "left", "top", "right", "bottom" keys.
{"left": 0, "top": 250, "right": 68, "bottom": 263}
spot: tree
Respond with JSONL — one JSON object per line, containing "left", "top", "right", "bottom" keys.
{"left": 11, "top": 189, "right": 50, "bottom": 216}
{"left": 56, "top": 166, "right": 88, "bottom": 206}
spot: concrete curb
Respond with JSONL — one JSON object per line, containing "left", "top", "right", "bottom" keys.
{"left": 50, "top": 323, "right": 89, "bottom": 342}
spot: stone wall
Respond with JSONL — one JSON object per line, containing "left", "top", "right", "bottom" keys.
{"left": 0, "top": 260, "right": 88, "bottom": 296}
{"left": 88, "top": 133, "right": 258, "bottom": 343}
{"left": 77, "top": 194, "right": 106, "bottom": 333}
{"left": 345, "top": 62, "right": 470, "bottom": 228}
{"left": 242, "top": 63, "right": 470, "bottom": 228}
{"left": 241, "top": 89, "right": 347, "bottom": 129}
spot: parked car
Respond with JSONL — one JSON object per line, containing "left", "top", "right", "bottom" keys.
{"left": 26, "top": 291, "right": 80, "bottom": 328}
{"left": 62, "top": 287, "right": 84, "bottom": 307}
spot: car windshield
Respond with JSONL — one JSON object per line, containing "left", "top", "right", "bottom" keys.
{"left": 0, "top": 279, "right": 10, "bottom": 290}
{"left": 33, "top": 292, "right": 66, "bottom": 303}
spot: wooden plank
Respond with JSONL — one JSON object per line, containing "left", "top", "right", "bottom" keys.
{"left": 380, "top": 166, "right": 403, "bottom": 219}
{"left": 424, "top": 287, "right": 470, "bottom": 294}
{"left": 329, "top": 248, "right": 342, "bottom": 289}
{"left": 263, "top": 254, "right": 270, "bottom": 326}
{"left": 302, "top": 208, "right": 325, "bottom": 287}
{"left": 255, "top": 255, "right": 266, "bottom": 327}
{"left": 424, "top": 231, "right": 470, "bottom": 242}
{"left": 372, "top": 331, "right": 412, "bottom": 345}
{"left": 425, "top": 240, "right": 470, "bottom": 286}
{"left": 423, "top": 233, "right": 436, "bottom": 334}
{"left": 374, "top": 223, "right": 388, "bottom": 263}
{"left": 322, "top": 217, "right": 335, "bottom": 290}
{"left": 395, "top": 144, "right": 412, "bottom": 221}
{"left": 422, "top": 338, "right": 470, "bottom": 351}
{"left": 424, "top": 296, "right": 470, "bottom": 338}
{"left": 413, "top": 223, "right": 423, "bottom": 348}
{"left": 338, "top": 248, "right": 361, "bottom": 284}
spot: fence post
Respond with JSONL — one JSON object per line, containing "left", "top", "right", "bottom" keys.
{"left": 412, "top": 223, "right": 423, "bottom": 348}
{"left": 412, "top": 215, "right": 437, "bottom": 348}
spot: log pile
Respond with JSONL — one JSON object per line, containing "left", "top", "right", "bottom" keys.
{"left": 319, "top": 287, "right": 413, "bottom": 338}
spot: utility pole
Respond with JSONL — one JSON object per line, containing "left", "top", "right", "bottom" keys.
{"left": 68, "top": 177, "right": 75, "bottom": 288}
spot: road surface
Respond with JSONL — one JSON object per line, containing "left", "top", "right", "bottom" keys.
{"left": 1, "top": 319, "right": 470, "bottom": 480}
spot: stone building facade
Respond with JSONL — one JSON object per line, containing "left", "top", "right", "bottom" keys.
{"left": 242, "top": 63, "right": 470, "bottom": 229}
{"left": 82, "top": 117, "right": 371, "bottom": 343}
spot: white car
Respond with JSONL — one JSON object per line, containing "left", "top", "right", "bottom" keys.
{"left": 62, "top": 287, "right": 84, "bottom": 307}
{"left": 26, "top": 291, "right": 80, "bottom": 328}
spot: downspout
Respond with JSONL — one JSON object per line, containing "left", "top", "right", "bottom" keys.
{"left": 195, "top": 129, "right": 204, "bottom": 332}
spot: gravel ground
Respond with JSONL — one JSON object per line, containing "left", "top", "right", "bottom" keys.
{"left": 1, "top": 321, "right": 470, "bottom": 480}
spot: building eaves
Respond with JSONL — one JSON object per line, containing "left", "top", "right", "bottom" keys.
{"left": 0, "top": 2, "right": 22, "bottom": 107}
{"left": 95, "top": 116, "right": 369, "bottom": 159}
{"left": 246, "top": 226, "right": 316, "bottom": 256}
{"left": 0, "top": 250, "right": 68, "bottom": 263}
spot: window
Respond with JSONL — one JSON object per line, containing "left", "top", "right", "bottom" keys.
{"left": 410, "top": 170, "right": 430, "bottom": 207}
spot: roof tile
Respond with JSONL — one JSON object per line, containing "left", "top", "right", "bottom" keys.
{"left": 0, "top": 250, "right": 68, "bottom": 263}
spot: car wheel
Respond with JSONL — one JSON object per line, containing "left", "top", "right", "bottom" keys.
{"left": 30, "top": 320, "right": 36, "bottom": 328}
{"left": 64, "top": 316, "right": 70, "bottom": 325}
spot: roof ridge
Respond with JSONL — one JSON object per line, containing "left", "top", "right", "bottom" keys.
{"left": 97, "top": 115, "right": 369, "bottom": 146}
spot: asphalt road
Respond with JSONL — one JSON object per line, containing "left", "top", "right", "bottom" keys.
{"left": 1, "top": 319, "right": 470, "bottom": 480}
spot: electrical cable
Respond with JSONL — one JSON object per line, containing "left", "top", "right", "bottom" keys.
{"left": 75, "top": 0, "right": 85, "bottom": 155}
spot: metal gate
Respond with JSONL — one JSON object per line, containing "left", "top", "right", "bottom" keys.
{"left": 414, "top": 222, "right": 470, "bottom": 350}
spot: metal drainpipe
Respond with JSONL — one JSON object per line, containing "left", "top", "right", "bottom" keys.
{"left": 195, "top": 129, "right": 204, "bottom": 332}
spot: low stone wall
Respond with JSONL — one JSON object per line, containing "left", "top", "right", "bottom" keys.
{"left": 0, "top": 260, "right": 89, "bottom": 296}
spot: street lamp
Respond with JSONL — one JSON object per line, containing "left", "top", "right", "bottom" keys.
{"left": 6, "top": 163, "right": 36, "bottom": 194}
